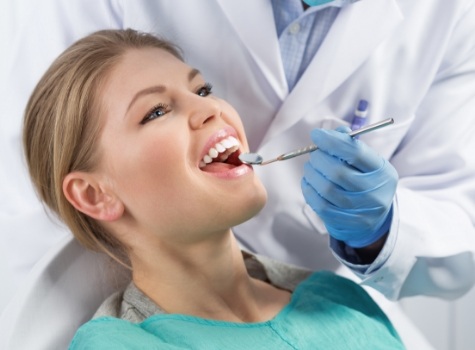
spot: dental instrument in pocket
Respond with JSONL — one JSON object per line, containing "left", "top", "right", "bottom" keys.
{"left": 239, "top": 118, "right": 394, "bottom": 166}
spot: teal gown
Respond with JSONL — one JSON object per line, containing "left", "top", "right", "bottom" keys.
{"left": 70, "top": 271, "right": 404, "bottom": 349}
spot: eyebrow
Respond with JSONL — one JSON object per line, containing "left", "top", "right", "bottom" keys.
{"left": 188, "top": 68, "right": 200, "bottom": 81}
{"left": 126, "top": 68, "right": 201, "bottom": 113}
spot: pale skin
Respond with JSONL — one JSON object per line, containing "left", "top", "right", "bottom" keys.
{"left": 63, "top": 47, "right": 291, "bottom": 323}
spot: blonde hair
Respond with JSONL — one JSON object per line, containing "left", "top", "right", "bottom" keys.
{"left": 23, "top": 29, "right": 183, "bottom": 267}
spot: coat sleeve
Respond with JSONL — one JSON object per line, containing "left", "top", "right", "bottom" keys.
{"left": 357, "top": 0, "right": 475, "bottom": 300}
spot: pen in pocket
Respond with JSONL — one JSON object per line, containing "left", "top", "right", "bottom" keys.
{"left": 351, "top": 99, "right": 369, "bottom": 138}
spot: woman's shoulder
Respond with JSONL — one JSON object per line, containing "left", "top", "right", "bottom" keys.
{"left": 293, "top": 270, "right": 402, "bottom": 339}
{"left": 244, "top": 251, "right": 370, "bottom": 299}
{"left": 69, "top": 317, "right": 153, "bottom": 349}
{"left": 69, "top": 316, "right": 182, "bottom": 350}
{"left": 279, "top": 271, "right": 404, "bottom": 348}
{"left": 307, "top": 269, "right": 364, "bottom": 291}
{"left": 299, "top": 270, "right": 383, "bottom": 311}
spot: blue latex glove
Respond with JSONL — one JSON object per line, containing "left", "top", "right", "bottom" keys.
{"left": 301, "top": 126, "right": 398, "bottom": 248}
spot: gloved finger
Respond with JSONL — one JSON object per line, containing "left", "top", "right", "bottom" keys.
{"left": 321, "top": 206, "right": 391, "bottom": 244}
{"left": 303, "top": 162, "right": 346, "bottom": 207}
{"left": 308, "top": 149, "right": 368, "bottom": 192}
{"left": 303, "top": 161, "right": 390, "bottom": 208}
{"left": 302, "top": 177, "right": 386, "bottom": 241}
{"left": 302, "top": 173, "right": 395, "bottom": 246}
{"left": 308, "top": 150, "right": 398, "bottom": 193}
{"left": 310, "top": 128, "right": 383, "bottom": 172}
{"left": 335, "top": 125, "right": 352, "bottom": 133}
{"left": 301, "top": 176, "right": 330, "bottom": 214}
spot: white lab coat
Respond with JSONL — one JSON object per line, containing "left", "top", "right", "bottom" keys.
{"left": 1, "top": 0, "right": 475, "bottom": 347}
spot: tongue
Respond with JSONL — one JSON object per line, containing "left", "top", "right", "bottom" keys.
{"left": 201, "top": 162, "right": 236, "bottom": 173}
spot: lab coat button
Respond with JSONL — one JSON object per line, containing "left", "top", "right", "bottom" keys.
{"left": 289, "top": 23, "right": 300, "bottom": 34}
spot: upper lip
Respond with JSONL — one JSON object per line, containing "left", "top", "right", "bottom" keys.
{"left": 199, "top": 126, "right": 242, "bottom": 166}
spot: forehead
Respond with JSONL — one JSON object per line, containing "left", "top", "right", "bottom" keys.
{"left": 95, "top": 48, "right": 195, "bottom": 128}
{"left": 111, "top": 47, "right": 190, "bottom": 82}
{"left": 97, "top": 48, "right": 195, "bottom": 113}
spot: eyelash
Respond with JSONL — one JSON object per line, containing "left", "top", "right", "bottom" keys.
{"left": 140, "top": 83, "right": 213, "bottom": 124}
{"left": 197, "top": 82, "right": 213, "bottom": 97}
{"left": 141, "top": 103, "right": 170, "bottom": 125}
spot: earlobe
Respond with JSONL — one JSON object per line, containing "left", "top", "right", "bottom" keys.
{"left": 63, "top": 172, "right": 124, "bottom": 222}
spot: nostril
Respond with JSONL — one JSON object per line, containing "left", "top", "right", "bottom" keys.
{"left": 189, "top": 111, "right": 218, "bottom": 129}
{"left": 203, "top": 114, "right": 215, "bottom": 124}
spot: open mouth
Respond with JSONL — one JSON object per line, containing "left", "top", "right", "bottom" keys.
{"left": 199, "top": 136, "right": 244, "bottom": 172}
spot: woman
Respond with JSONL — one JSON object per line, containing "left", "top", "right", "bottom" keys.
{"left": 23, "top": 29, "right": 404, "bottom": 349}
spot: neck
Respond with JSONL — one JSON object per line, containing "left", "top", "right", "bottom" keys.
{"left": 129, "top": 230, "right": 289, "bottom": 322}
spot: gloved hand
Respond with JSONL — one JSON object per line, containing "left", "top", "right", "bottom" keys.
{"left": 301, "top": 126, "right": 398, "bottom": 248}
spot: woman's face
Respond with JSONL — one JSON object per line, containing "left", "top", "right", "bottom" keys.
{"left": 95, "top": 48, "right": 267, "bottom": 244}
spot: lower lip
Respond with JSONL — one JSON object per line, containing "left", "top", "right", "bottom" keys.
{"left": 201, "top": 164, "right": 253, "bottom": 179}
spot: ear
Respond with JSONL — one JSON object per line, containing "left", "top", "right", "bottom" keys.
{"left": 63, "top": 172, "right": 124, "bottom": 222}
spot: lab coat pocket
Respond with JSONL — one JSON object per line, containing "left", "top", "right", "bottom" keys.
{"left": 360, "top": 115, "right": 414, "bottom": 159}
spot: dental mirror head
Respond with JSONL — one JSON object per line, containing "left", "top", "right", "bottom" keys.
{"left": 239, "top": 152, "right": 263, "bottom": 165}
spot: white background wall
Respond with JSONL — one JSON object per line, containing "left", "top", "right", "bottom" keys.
{"left": 400, "top": 286, "right": 475, "bottom": 349}
{"left": 0, "top": 0, "right": 19, "bottom": 313}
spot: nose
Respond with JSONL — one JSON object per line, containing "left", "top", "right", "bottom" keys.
{"left": 187, "top": 95, "right": 220, "bottom": 130}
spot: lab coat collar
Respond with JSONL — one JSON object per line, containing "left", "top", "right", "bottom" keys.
{"left": 216, "top": 0, "right": 288, "bottom": 100}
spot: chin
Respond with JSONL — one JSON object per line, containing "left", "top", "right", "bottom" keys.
{"left": 211, "top": 178, "right": 267, "bottom": 228}
{"left": 238, "top": 184, "right": 268, "bottom": 223}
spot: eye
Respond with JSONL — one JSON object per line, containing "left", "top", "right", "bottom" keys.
{"left": 196, "top": 83, "right": 213, "bottom": 97}
{"left": 141, "top": 103, "right": 170, "bottom": 125}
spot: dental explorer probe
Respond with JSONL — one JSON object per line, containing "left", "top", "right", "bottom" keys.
{"left": 239, "top": 118, "right": 394, "bottom": 166}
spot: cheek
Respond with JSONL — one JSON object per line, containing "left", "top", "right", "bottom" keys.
{"left": 123, "top": 146, "right": 179, "bottom": 193}
{"left": 113, "top": 147, "right": 187, "bottom": 231}
{"left": 103, "top": 131, "right": 183, "bottom": 202}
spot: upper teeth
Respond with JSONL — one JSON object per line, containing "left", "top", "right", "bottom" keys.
{"left": 200, "top": 136, "right": 240, "bottom": 168}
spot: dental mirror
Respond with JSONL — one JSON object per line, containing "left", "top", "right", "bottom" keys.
{"left": 239, "top": 153, "right": 264, "bottom": 165}
{"left": 240, "top": 118, "right": 394, "bottom": 166}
